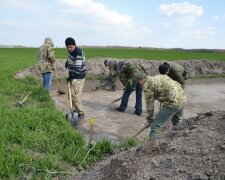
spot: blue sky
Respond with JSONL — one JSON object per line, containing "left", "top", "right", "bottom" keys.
{"left": 0, "top": 0, "right": 225, "bottom": 49}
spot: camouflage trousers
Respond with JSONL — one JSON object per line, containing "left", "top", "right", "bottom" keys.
{"left": 71, "top": 78, "right": 85, "bottom": 114}
{"left": 150, "top": 103, "right": 184, "bottom": 137}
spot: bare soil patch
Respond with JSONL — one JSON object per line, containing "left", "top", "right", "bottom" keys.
{"left": 80, "top": 110, "right": 225, "bottom": 180}
{"left": 48, "top": 78, "right": 225, "bottom": 143}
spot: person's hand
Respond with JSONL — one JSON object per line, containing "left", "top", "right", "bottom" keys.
{"left": 67, "top": 76, "right": 73, "bottom": 82}
{"left": 51, "top": 63, "right": 56, "bottom": 71}
{"left": 65, "top": 61, "right": 68, "bottom": 69}
{"left": 144, "top": 121, "right": 151, "bottom": 128}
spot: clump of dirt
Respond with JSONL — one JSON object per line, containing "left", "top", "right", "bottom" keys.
{"left": 80, "top": 110, "right": 225, "bottom": 180}
{"left": 15, "top": 58, "right": 225, "bottom": 79}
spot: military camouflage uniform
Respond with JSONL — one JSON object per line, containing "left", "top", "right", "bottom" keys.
{"left": 116, "top": 62, "right": 147, "bottom": 115}
{"left": 106, "top": 60, "right": 124, "bottom": 90}
{"left": 119, "top": 62, "right": 146, "bottom": 89}
{"left": 166, "top": 61, "right": 188, "bottom": 89}
{"left": 144, "top": 75, "right": 186, "bottom": 137}
{"left": 37, "top": 37, "right": 55, "bottom": 92}
{"left": 37, "top": 37, "right": 55, "bottom": 74}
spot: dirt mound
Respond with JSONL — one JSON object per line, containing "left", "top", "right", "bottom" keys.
{"left": 80, "top": 111, "right": 225, "bottom": 180}
{"left": 15, "top": 58, "right": 225, "bottom": 79}
{"left": 89, "top": 58, "right": 225, "bottom": 78}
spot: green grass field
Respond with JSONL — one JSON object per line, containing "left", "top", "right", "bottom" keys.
{"left": 0, "top": 47, "right": 224, "bottom": 178}
{"left": 59, "top": 47, "right": 224, "bottom": 61}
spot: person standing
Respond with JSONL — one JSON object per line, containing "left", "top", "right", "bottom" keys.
{"left": 159, "top": 61, "right": 188, "bottom": 89}
{"left": 138, "top": 75, "right": 186, "bottom": 138}
{"left": 115, "top": 62, "right": 146, "bottom": 116}
{"left": 65, "top": 37, "right": 86, "bottom": 119}
{"left": 37, "top": 37, "right": 56, "bottom": 92}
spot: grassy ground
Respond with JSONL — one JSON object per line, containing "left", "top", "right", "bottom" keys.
{"left": 0, "top": 48, "right": 115, "bottom": 179}
{"left": 0, "top": 47, "right": 224, "bottom": 178}
{"left": 80, "top": 48, "right": 225, "bottom": 61}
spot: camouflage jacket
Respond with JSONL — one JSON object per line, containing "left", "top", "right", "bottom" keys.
{"left": 119, "top": 62, "right": 146, "bottom": 88}
{"left": 166, "top": 61, "right": 186, "bottom": 88}
{"left": 144, "top": 75, "right": 186, "bottom": 122}
{"left": 107, "top": 60, "right": 125, "bottom": 83}
{"left": 37, "top": 38, "right": 55, "bottom": 74}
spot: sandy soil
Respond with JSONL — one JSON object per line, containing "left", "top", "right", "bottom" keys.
{"left": 49, "top": 78, "right": 225, "bottom": 143}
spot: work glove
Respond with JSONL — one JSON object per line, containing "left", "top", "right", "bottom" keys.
{"left": 144, "top": 121, "right": 151, "bottom": 128}
{"left": 65, "top": 61, "right": 68, "bottom": 69}
{"left": 67, "top": 76, "right": 73, "bottom": 82}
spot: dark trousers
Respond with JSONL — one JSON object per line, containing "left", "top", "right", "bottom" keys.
{"left": 119, "top": 84, "right": 142, "bottom": 114}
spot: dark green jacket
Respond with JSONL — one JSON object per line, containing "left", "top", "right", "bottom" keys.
{"left": 166, "top": 62, "right": 187, "bottom": 88}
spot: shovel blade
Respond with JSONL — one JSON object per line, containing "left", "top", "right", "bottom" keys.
{"left": 57, "top": 90, "right": 65, "bottom": 95}
{"left": 66, "top": 112, "right": 79, "bottom": 128}
{"left": 15, "top": 101, "right": 23, "bottom": 107}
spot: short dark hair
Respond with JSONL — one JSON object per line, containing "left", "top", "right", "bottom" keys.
{"left": 159, "top": 62, "right": 170, "bottom": 74}
{"left": 104, "top": 59, "right": 109, "bottom": 67}
{"left": 65, "top": 37, "right": 76, "bottom": 46}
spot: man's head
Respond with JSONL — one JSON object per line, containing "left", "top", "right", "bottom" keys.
{"left": 159, "top": 62, "right": 170, "bottom": 75}
{"left": 45, "top": 37, "right": 54, "bottom": 47}
{"left": 104, "top": 59, "right": 111, "bottom": 67}
{"left": 65, "top": 37, "right": 76, "bottom": 53}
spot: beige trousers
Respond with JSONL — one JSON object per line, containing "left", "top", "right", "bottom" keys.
{"left": 71, "top": 78, "right": 85, "bottom": 114}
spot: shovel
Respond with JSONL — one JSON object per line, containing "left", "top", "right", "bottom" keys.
{"left": 133, "top": 124, "right": 149, "bottom": 138}
{"left": 65, "top": 80, "right": 79, "bottom": 128}
{"left": 92, "top": 80, "right": 109, "bottom": 91}
{"left": 110, "top": 88, "right": 136, "bottom": 104}
{"left": 52, "top": 68, "right": 65, "bottom": 95}
{"left": 110, "top": 96, "right": 122, "bottom": 104}
{"left": 15, "top": 91, "right": 31, "bottom": 107}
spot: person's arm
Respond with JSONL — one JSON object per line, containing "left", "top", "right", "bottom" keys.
{"left": 81, "top": 50, "right": 87, "bottom": 71}
{"left": 47, "top": 46, "right": 55, "bottom": 63}
{"left": 169, "top": 62, "right": 185, "bottom": 86}
{"left": 174, "top": 71, "right": 185, "bottom": 87}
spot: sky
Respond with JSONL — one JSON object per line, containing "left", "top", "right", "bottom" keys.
{"left": 0, "top": 0, "right": 225, "bottom": 49}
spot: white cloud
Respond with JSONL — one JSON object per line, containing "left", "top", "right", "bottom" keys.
{"left": 190, "top": 26, "right": 215, "bottom": 39}
{"left": 139, "top": 26, "right": 152, "bottom": 34}
{"left": 56, "top": 0, "right": 152, "bottom": 44}
{"left": 0, "top": 20, "right": 19, "bottom": 26}
{"left": 161, "top": 21, "right": 170, "bottom": 28}
{"left": 0, "top": 0, "right": 153, "bottom": 47}
{"left": 57, "top": 0, "right": 133, "bottom": 26}
{"left": 0, "top": 0, "right": 49, "bottom": 14}
{"left": 214, "top": 15, "right": 219, "bottom": 20}
{"left": 159, "top": 1, "right": 203, "bottom": 27}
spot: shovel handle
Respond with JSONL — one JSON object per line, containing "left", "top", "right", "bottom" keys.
{"left": 21, "top": 91, "right": 31, "bottom": 103}
{"left": 133, "top": 125, "right": 149, "bottom": 138}
{"left": 110, "top": 97, "right": 122, "bottom": 104}
{"left": 67, "top": 81, "right": 73, "bottom": 112}
{"left": 53, "top": 69, "right": 61, "bottom": 91}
